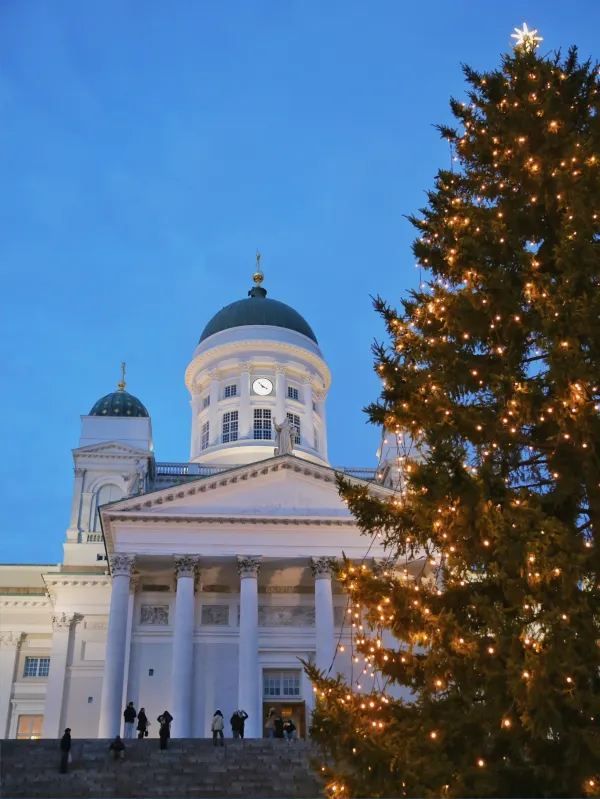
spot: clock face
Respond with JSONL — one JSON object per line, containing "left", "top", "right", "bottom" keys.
{"left": 252, "top": 377, "right": 273, "bottom": 396}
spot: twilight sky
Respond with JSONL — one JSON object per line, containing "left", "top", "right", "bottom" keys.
{"left": 1, "top": 1, "right": 598, "bottom": 563}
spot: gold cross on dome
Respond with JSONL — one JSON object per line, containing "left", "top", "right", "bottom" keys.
{"left": 118, "top": 361, "right": 126, "bottom": 391}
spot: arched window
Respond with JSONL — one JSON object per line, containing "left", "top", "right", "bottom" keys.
{"left": 91, "top": 484, "right": 124, "bottom": 531}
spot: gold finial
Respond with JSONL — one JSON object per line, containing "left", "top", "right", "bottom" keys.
{"left": 117, "top": 361, "right": 126, "bottom": 391}
{"left": 252, "top": 249, "right": 264, "bottom": 285}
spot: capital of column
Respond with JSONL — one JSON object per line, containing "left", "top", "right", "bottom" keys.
{"left": 311, "top": 556, "right": 337, "bottom": 578}
{"left": 237, "top": 555, "right": 261, "bottom": 578}
{"left": 174, "top": 555, "right": 199, "bottom": 579}
{"left": 51, "top": 612, "right": 80, "bottom": 632}
{"left": 0, "top": 631, "right": 23, "bottom": 649}
{"left": 109, "top": 553, "right": 135, "bottom": 577}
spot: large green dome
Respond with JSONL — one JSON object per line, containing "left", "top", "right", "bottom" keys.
{"left": 199, "top": 284, "right": 318, "bottom": 344}
{"left": 89, "top": 389, "right": 149, "bottom": 418}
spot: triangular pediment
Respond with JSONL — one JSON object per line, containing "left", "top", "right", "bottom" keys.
{"left": 74, "top": 441, "right": 150, "bottom": 459}
{"left": 102, "top": 455, "right": 391, "bottom": 521}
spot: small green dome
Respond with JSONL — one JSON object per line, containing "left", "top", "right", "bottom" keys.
{"left": 89, "top": 389, "right": 149, "bottom": 418}
{"left": 199, "top": 284, "right": 318, "bottom": 344}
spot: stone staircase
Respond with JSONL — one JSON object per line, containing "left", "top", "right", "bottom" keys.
{"left": 0, "top": 739, "right": 325, "bottom": 798}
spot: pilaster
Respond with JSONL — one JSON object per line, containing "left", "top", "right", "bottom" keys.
{"left": 0, "top": 633, "right": 23, "bottom": 738}
{"left": 42, "top": 613, "right": 79, "bottom": 738}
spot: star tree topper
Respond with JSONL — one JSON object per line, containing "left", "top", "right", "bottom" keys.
{"left": 511, "top": 23, "right": 543, "bottom": 53}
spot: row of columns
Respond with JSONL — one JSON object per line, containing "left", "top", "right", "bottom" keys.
{"left": 98, "top": 554, "right": 337, "bottom": 739}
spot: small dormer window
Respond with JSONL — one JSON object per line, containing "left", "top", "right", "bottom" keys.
{"left": 287, "top": 386, "right": 300, "bottom": 401}
{"left": 224, "top": 384, "right": 237, "bottom": 398}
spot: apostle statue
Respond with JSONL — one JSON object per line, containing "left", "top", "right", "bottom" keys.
{"left": 274, "top": 416, "right": 295, "bottom": 455}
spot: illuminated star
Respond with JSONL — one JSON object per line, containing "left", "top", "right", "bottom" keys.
{"left": 511, "top": 23, "right": 543, "bottom": 53}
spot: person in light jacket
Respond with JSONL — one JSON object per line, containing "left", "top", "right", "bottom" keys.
{"left": 211, "top": 710, "right": 224, "bottom": 747}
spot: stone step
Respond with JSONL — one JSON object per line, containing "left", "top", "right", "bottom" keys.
{"left": 0, "top": 739, "right": 324, "bottom": 799}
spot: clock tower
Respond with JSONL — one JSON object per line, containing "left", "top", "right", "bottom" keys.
{"left": 184, "top": 264, "right": 330, "bottom": 466}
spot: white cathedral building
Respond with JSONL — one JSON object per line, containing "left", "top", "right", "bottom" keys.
{"left": 0, "top": 268, "right": 408, "bottom": 742}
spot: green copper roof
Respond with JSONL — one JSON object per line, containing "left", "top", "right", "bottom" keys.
{"left": 89, "top": 390, "right": 149, "bottom": 418}
{"left": 199, "top": 285, "right": 318, "bottom": 344}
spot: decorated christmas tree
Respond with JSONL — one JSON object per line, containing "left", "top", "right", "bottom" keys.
{"left": 306, "top": 26, "right": 600, "bottom": 798}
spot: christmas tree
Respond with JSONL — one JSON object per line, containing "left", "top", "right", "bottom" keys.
{"left": 306, "top": 26, "right": 600, "bottom": 798}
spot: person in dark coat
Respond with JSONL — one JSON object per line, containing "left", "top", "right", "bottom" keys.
{"left": 123, "top": 702, "right": 137, "bottom": 739}
{"left": 230, "top": 710, "right": 249, "bottom": 740}
{"left": 157, "top": 710, "right": 173, "bottom": 750}
{"left": 109, "top": 735, "right": 125, "bottom": 760}
{"left": 283, "top": 718, "right": 296, "bottom": 742}
{"left": 274, "top": 715, "right": 284, "bottom": 739}
{"left": 59, "top": 728, "right": 71, "bottom": 773}
{"left": 137, "top": 707, "right": 149, "bottom": 739}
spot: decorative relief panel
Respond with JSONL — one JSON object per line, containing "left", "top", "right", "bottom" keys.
{"left": 140, "top": 605, "right": 169, "bottom": 625}
{"left": 258, "top": 605, "right": 315, "bottom": 627}
{"left": 201, "top": 605, "right": 229, "bottom": 626}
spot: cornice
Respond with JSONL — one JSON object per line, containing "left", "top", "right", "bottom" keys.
{"left": 0, "top": 598, "right": 52, "bottom": 608}
{"left": 185, "top": 339, "right": 332, "bottom": 392}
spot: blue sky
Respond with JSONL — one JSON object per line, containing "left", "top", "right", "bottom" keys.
{"left": 1, "top": 1, "right": 598, "bottom": 563}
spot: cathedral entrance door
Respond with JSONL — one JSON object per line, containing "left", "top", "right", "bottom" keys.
{"left": 262, "top": 701, "right": 306, "bottom": 739}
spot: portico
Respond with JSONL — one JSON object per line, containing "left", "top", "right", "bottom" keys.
{"left": 96, "top": 543, "right": 340, "bottom": 739}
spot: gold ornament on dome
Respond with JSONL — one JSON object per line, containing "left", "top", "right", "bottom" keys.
{"left": 252, "top": 249, "right": 264, "bottom": 285}
{"left": 511, "top": 23, "right": 543, "bottom": 53}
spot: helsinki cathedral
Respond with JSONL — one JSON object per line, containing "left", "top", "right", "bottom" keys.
{"left": 0, "top": 263, "right": 408, "bottom": 742}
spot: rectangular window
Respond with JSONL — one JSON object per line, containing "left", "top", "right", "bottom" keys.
{"left": 224, "top": 384, "right": 237, "bottom": 398}
{"left": 23, "top": 657, "right": 50, "bottom": 678}
{"left": 201, "top": 421, "right": 210, "bottom": 450}
{"left": 263, "top": 669, "right": 301, "bottom": 698}
{"left": 222, "top": 410, "right": 239, "bottom": 443}
{"left": 287, "top": 413, "right": 301, "bottom": 445}
{"left": 202, "top": 395, "right": 210, "bottom": 409}
{"left": 287, "top": 386, "right": 299, "bottom": 401}
{"left": 314, "top": 430, "right": 319, "bottom": 451}
{"left": 253, "top": 408, "right": 272, "bottom": 440}
{"left": 16, "top": 715, "right": 43, "bottom": 740}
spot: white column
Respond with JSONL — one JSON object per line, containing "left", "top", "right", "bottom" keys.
{"left": 120, "top": 578, "right": 138, "bottom": 712}
{"left": 237, "top": 556, "right": 261, "bottom": 737}
{"left": 66, "top": 468, "right": 85, "bottom": 541}
{"left": 316, "top": 395, "right": 328, "bottom": 462}
{"left": 239, "top": 364, "right": 251, "bottom": 438}
{"left": 302, "top": 377, "right": 314, "bottom": 450}
{"left": 208, "top": 372, "right": 220, "bottom": 446}
{"left": 171, "top": 556, "right": 198, "bottom": 738}
{"left": 311, "top": 558, "right": 336, "bottom": 673}
{"left": 42, "top": 613, "right": 78, "bottom": 738}
{"left": 275, "top": 367, "right": 286, "bottom": 425}
{"left": 0, "top": 633, "right": 23, "bottom": 738}
{"left": 98, "top": 554, "right": 135, "bottom": 738}
{"left": 189, "top": 394, "right": 202, "bottom": 459}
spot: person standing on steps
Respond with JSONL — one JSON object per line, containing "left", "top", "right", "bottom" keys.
{"left": 59, "top": 728, "right": 71, "bottom": 773}
{"left": 157, "top": 710, "right": 173, "bottom": 750}
{"left": 123, "top": 701, "right": 137, "bottom": 739}
{"left": 265, "top": 707, "right": 277, "bottom": 738}
{"left": 137, "top": 707, "right": 149, "bottom": 739}
{"left": 230, "top": 709, "right": 249, "bottom": 740}
{"left": 283, "top": 718, "right": 296, "bottom": 742}
{"left": 109, "top": 735, "right": 126, "bottom": 760}
{"left": 274, "top": 713, "right": 284, "bottom": 739}
{"left": 211, "top": 709, "right": 225, "bottom": 746}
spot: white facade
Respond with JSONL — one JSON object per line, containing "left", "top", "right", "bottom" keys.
{"left": 0, "top": 275, "right": 415, "bottom": 741}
